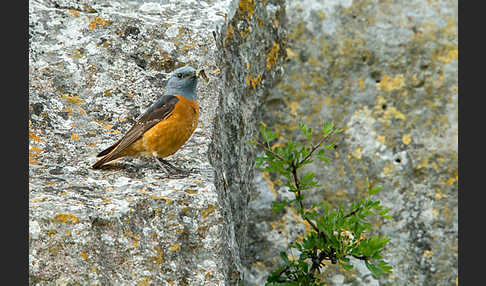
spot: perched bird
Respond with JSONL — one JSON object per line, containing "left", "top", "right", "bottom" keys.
{"left": 92, "top": 65, "right": 199, "bottom": 177}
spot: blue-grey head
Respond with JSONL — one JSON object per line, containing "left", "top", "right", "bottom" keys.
{"left": 166, "top": 65, "right": 198, "bottom": 101}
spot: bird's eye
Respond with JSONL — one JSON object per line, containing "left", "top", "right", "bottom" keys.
{"left": 176, "top": 73, "right": 183, "bottom": 78}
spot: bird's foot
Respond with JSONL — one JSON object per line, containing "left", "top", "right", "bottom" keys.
{"left": 155, "top": 157, "right": 191, "bottom": 179}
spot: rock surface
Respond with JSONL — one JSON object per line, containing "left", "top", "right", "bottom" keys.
{"left": 245, "top": 0, "right": 458, "bottom": 285}
{"left": 29, "top": 0, "right": 231, "bottom": 284}
{"left": 29, "top": 0, "right": 457, "bottom": 285}
{"left": 208, "top": 0, "right": 287, "bottom": 284}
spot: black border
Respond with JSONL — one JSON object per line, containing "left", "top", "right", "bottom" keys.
{"left": 11, "top": 0, "right": 29, "bottom": 284}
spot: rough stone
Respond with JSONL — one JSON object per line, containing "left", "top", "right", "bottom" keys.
{"left": 208, "top": 0, "right": 287, "bottom": 284}
{"left": 245, "top": 0, "right": 458, "bottom": 285}
{"left": 29, "top": 0, "right": 231, "bottom": 284}
{"left": 30, "top": 0, "right": 458, "bottom": 285}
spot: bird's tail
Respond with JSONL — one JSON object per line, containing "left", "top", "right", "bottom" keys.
{"left": 92, "top": 144, "right": 122, "bottom": 169}
{"left": 96, "top": 140, "right": 120, "bottom": 157}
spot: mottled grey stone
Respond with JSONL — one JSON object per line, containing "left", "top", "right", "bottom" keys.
{"left": 30, "top": 0, "right": 457, "bottom": 285}
{"left": 208, "top": 0, "right": 287, "bottom": 284}
{"left": 245, "top": 0, "right": 457, "bottom": 286}
{"left": 29, "top": 0, "right": 231, "bottom": 284}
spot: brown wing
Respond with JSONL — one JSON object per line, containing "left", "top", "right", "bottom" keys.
{"left": 92, "top": 94, "right": 179, "bottom": 169}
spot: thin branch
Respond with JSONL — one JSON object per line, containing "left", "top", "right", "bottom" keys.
{"left": 256, "top": 140, "right": 285, "bottom": 161}
{"left": 291, "top": 161, "right": 300, "bottom": 190}
{"left": 291, "top": 161, "right": 320, "bottom": 234}
{"left": 298, "top": 126, "right": 338, "bottom": 166}
{"left": 275, "top": 278, "right": 294, "bottom": 283}
{"left": 344, "top": 206, "right": 362, "bottom": 218}
{"left": 277, "top": 265, "right": 290, "bottom": 277}
{"left": 352, "top": 255, "right": 368, "bottom": 261}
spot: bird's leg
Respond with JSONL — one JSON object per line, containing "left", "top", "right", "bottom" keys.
{"left": 154, "top": 157, "right": 190, "bottom": 178}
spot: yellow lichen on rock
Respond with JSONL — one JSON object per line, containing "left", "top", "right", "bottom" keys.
{"left": 238, "top": 0, "right": 256, "bottom": 21}
{"left": 29, "top": 146, "right": 43, "bottom": 164}
{"left": 402, "top": 134, "right": 411, "bottom": 145}
{"left": 289, "top": 101, "right": 299, "bottom": 115}
{"left": 247, "top": 73, "right": 262, "bottom": 89}
{"left": 62, "top": 94, "right": 84, "bottom": 104}
{"left": 266, "top": 41, "right": 280, "bottom": 70}
{"left": 54, "top": 213, "right": 79, "bottom": 224}
{"left": 81, "top": 252, "right": 88, "bottom": 260}
{"left": 262, "top": 171, "right": 278, "bottom": 197}
{"left": 150, "top": 195, "right": 172, "bottom": 205}
{"left": 352, "top": 147, "right": 363, "bottom": 160}
{"left": 169, "top": 243, "right": 180, "bottom": 252}
{"left": 377, "top": 135, "right": 386, "bottom": 146}
{"left": 201, "top": 204, "right": 215, "bottom": 218}
{"left": 376, "top": 74, "right": 405, "bottom": 91}
{"left": 150, "top": 247, "right": 164, "bottom": 264}
{"left": 89, "top": 17, "right": 112, "bottom": 31}
{"left": 358, "top": 77, "right": 365, "bottom": 91}
{"left": 436, "top": 44, "right": 458, "bottom": 64}
{"left": 285, "top": 48, "right": 299, "bottom": 60}
{"left": 67, "top": 9, "right": 79, "bottom": 17}
{"left": 29, "top": 132, "right": 43, "bottom": 143}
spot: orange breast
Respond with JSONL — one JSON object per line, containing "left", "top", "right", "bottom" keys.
{"left": 138, "top": 94, "right": 199, "bottom": 158}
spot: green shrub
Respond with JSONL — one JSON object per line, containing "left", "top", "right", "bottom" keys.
{"left": 251, "top": 122, "right": 393, "bottom": 285}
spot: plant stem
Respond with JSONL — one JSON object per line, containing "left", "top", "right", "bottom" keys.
{"left": 352, "top": 255, "right": 368, "bottom": 261}
{"left": 291, "top": 161, "right": 320, "bottom": 234}
{"left": 256, "top": 141, "right": 285, "bottom": 161}
{"left": 277, "top": 265, "right": 290, "bottom": 277}
{"left": 344, "top": 206, "right": 362, "bottom": 218}
{"left": 256, "top": 139, "right": 319, "bottom": 232}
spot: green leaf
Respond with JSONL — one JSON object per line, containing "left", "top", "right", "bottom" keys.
{"left": 340, "top": 257, "right": 350, "bottom": 262}
{"left": 258, "top": 123, "right": 267, "bottom": 140}
{"left": 271, "top": 200, "right": 289, "bottom": 213}
{"left": 298, "top": 146, "right": 311, "bottom": 164}
{"left": 322, "top": 122, "right": 334, "bottom": 135}
{"left": 299, "top": 122, "right": 313, "bottom": 140}
{"left": 303, "top": 234, "right": 317, "bottom": 249}
{"left": 365, "top": 260, "right": 392, "bottom": 278}
{"left": 300, "top": 172, "right": 319, "bottom": 189}
{"left": 290, "top": 242, "right": 303, "bottom": 251}
{"left": 294, "top": 194, "right": 304, "bottom": 203}
{"left": 377, "top": 260, "right": 393, "bottom": 274}
{"left": 280, "top": 251, "right": 289, "bottom": 264}
{"left": 325, "top": 143, "right": 336, "bottom": 150}
{"left": 259, "top": 122, "right": 278, "bottom": 142}
{"left": 339, "top": 260, "right": 354, "bottom": 271}
{"left": 266, "top": 265, "right": 290, "bottom": 284}
{"left": 304, "top": 210, "right": 318, "bottom": 220}
{"left": 299, "top": 158, "right": 314, "bottom": 167}
{"left": 369, "top": 185, "right": 383, "bottom": 196}
{"left": 377, "top": 209, "right": 390, "bottom": 216}
{"left": 317, "top": 154, "right": 330, "bottom": 163}
{"left": 321, "top": 201, "right": 330, "bottom": 215}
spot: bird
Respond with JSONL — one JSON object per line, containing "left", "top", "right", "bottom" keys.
{"left": 92, "top": 65, "right": 199, "bottom": 177}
